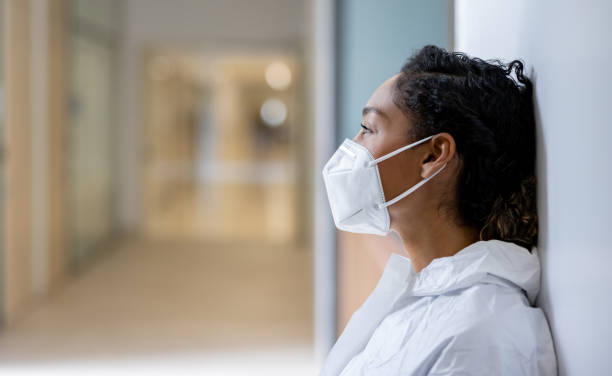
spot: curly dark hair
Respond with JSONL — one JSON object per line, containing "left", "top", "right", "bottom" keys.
{"left": 393, "top": 45, "right": 537, "bottom": 250}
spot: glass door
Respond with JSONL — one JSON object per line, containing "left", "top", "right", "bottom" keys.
{"left": 66, "top": 0, "right": 119, "bottom": 269}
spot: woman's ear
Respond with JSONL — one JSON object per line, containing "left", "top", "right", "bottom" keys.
{"left": 421, "top": 132, "right": 455, "bottom": 178}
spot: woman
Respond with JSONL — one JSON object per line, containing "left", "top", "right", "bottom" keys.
{"left": 320, "top": 45, "right": 557, "bottom": 375}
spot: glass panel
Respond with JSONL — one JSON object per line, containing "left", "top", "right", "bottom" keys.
{"left": 67, "top": 28, "right": 116, "bottom": 269}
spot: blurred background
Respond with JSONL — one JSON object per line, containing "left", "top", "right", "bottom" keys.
{"left": 0, "top": 0, "right": 610, "bottom": 375}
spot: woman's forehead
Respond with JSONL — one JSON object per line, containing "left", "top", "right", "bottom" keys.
{"left": 364, "top": 74, "right": 409, "bottom": 125}
{"left": 365, "top": 75, "right": 399, "bottom": 108}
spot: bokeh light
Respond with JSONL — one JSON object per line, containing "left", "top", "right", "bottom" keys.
{"left": 265, "top": 62, "right": 292, "bottom": 90}
{"left": 260, "top": 98, "right": 287, "bottom": 127}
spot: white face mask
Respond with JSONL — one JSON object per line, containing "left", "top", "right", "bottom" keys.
{"left": 322, "top": 135, "right": 447, "bottom": 235}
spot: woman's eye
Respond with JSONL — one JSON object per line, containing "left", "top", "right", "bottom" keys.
{"left": 360, "top": 124, "right": 371, "bottom": 133}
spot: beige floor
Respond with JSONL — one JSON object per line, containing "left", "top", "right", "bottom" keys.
{"left": 0, "top": 238, "right": 314, "bottom": 374}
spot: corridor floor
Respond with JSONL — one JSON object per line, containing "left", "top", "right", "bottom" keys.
{"left": 0, "top": 238, "right": 315, "bottom": 375}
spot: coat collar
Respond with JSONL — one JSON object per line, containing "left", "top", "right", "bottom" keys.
{"left": 400, "top": 239, "right": 541, "bottom": 305}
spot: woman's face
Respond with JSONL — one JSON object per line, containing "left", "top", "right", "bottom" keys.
{"left": 353, "top": 74, "right": 456, "bottom": 227}
{"left": 353, "top": 74, "right": 427, "bottom": 208}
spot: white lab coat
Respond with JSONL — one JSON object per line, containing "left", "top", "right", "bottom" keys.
{"left": 320, "top": 239, "right": 557, "bottom": 375}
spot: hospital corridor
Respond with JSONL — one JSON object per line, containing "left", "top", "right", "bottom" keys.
{"left": 0, "top": 0, "right": 317, "bottom": 374}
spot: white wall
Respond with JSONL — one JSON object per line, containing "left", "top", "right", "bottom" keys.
{"left": 456, "top": 1, "right": 612, "bottom": 374}
{"left": 117, "top": 0, "right": 307, "bottom": 231}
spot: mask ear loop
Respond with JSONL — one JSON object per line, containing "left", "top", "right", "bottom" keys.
{"left": 376, "top": 162, "right": 448, "bottom": 209}
{"left": 367, "top": 135, "right": 434, "bottom": 167}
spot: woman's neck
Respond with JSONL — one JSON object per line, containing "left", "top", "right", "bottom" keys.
{"left": 393, "top": 218, "right": 480, "bottom": 273}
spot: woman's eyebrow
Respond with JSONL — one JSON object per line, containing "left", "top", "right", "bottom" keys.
{"left": 362, "top": 106, "right": 389, "bottom": 119}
